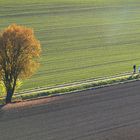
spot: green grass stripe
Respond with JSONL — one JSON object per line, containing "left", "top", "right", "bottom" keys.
{"left": 0, "top": 1, "right": 140, "bottom": 90}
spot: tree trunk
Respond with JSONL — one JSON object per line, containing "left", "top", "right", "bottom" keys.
{"left": 6, "top": 89, "right": 13, "bottom": 104}
{"left": 5, "top": 79, "right": 17, "bottom": 104}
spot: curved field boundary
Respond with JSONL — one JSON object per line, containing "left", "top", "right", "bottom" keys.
{"left": 0, "top": 72, "right": 139, "bottom": 104}
{"left": 15, "top": 72, "right": 131, "bottom": 94}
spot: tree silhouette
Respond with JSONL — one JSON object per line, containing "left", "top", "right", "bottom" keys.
{"left": 0, "top": 24, "right": 41, "bottom": 103}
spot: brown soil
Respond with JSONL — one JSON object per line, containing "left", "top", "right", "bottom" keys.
{"left": 1, "top": 96, "right": 62, "bottom": 111}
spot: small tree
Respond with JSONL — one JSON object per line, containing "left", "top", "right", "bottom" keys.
{"left": 0, "top": 24, "right": 41, "bottom": 103}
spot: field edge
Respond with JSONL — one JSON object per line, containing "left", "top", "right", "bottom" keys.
{"left": 0, "top": 73, "right": 139, "bottom": 104}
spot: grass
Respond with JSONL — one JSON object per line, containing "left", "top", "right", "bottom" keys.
{"left": 0, "top": 0, "right": 139, "bottom": 5}
{"left": 0, "top": 73, "right": 139, "bottom": 104}
{"left": 0, "top": 0, "right": 140, "bottom": 90}
{"left": 20, "top": 74, "right": 140, "bottom": 100}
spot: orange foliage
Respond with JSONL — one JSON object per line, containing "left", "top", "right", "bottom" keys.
{"left": 0, "top": 24, "right": 41, "bottom": 103}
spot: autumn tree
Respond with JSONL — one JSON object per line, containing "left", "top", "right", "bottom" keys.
{"left": 0, "top": 24, "right": 41, "bottom": 103}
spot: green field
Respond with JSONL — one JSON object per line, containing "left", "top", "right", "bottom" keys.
{"left": 0, "top": 0, "right": 140, "bottom": 90}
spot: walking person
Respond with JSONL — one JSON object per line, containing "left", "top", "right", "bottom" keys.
{"left": 133, "top": 64, "right": 136, "bottom": 74}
